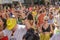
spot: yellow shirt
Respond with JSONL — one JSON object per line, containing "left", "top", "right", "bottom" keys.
{"left": 32, "top": 11, "right": 37, "bottom": 17}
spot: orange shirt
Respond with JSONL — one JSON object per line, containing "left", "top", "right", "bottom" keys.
{"left": 38, "top": 13, "right": 45, "bottom": 27}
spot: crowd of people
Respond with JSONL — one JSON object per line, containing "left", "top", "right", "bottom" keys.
{"left": 0, "top": 3, "right": 60, "bottom": 40}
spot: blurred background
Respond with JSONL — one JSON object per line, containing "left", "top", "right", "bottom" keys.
{"left": 0, "top": 0, "right": 60, "bottom": 8}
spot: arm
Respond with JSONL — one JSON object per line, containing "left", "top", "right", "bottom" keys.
{"left": 50, "top": 24, "right": 54, "bottom": 34}
{"left": 39, "top": 24, "right": 43, "bottom": 33}
{"left": 37, "top": 18, "right": 40, "bottom": 27}
{"left": 0, "top": 31, "right": 4, "bottom": 39}
{"left": 19, "top": 2, "right": 23, "bottom": 9}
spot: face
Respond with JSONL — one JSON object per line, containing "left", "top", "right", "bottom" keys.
{"left": 49, "top": 14, "right": 53, "bottom": 19}
{"left": 44, "top": 19, "right": 48, "bottom": 24}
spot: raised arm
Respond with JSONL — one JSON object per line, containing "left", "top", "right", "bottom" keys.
{"left": 50, "top": 24, "right": 54, "bottom": 34}
{"left": 19, "top": 2, "right": 23, "bottom": 9}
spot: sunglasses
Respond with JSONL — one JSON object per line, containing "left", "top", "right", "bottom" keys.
{"left": 44, "top": 20, "right": 48, "bottom": 21}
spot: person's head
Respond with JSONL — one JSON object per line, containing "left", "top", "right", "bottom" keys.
{"left": 38, "top": 10, "right": 43, "bottom": 14}
{"left": 27, "top": 14, "right": 33, "bottom": 25}
{"left": 44, "top": 16, "right": 49, "bottom": 24}
{"left": 49, "top": 12, "right": 53, "bottom": 19}
{"left": 0, "top": 18, "right": 6, "bottom": 31}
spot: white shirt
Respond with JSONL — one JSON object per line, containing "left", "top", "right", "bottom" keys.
{"left": 48, "top": 19, "right": 54, "bottom": 24}
{"left": 3, "top": 24, "right": 27, "bottom": 40}
{"left": 55, "top": 14, "right": 60, "bottom": 26}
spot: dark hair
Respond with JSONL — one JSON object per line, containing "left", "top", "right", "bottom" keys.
{"left": 27, "top": 14, "right": 33, "bottom": 20}
{"left": 23, "top": 28, "right": 40, "bottom": 40}
{"left": 50, "top": 12, "right": 53, "bottom": 15}
{"left": 1, "top": 18, "right": 7, "bottom": 29}
{"left": 58, "top": 10, "right": 60, "bottom": 13}
{"left": 39, "top": 10, "right": 43, "bottom": 13}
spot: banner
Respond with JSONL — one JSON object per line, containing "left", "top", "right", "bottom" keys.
{"left": 0, "top": 0, "right": 24, "bottom": 4}
{"left": 12, "top": 0, "right": 18, "bottom": 1}
{"left": 19, "top": 0, "right": 24, "bottom": 3}
{"left": 2, "top": 0, "right": 12, "bottom": 4}
{"left": 12, "top": 0, "right": 24, "bottom": 3}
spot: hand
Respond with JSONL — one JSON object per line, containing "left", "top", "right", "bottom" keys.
{"left": 19, "top": 2, "right": 22, "bottom": 5}
{"left": 19, "top": 2, "right": 22, "bottom": 7}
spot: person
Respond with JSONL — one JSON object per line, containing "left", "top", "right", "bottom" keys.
{"left": 24, "top": 13, "right": 34, "bottom": 29}
{"left": 0, "top": 18, "right": 8, "bottom": 40}
{"left": 48, "top": 12, "right": 55, "bottom": 31}
{"left": 40, "top": 16, "right": 53, "bottom": 40}
{"left": 54, "top": 10, "right": 60, "bottom": 27}
{"left": 32, "top": 7, "right": 37, "bottom": 19}
{"left": 50, "top": 24, "right": 60, "bottom": 40}
{"left": 0, "top": 18, "right": 27, "bottom": 40}
{"left": 37, "top": 10, "right": 46, "bottom": 27}
{"left": 23, "top": 28, "right": 40, "bottom": 40}
{"left": 50, "top": 10, "right": 60, "bottom": 40}
{"left": 48, "top": 12, "right": 54, "bottom": 24}
{"left": 22, "top": 11, "right": 40, "bottom": 40}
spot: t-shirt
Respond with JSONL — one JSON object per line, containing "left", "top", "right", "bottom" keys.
{"left": 38, "top": 13, "right": 45, "bottom": 26}
{"left": 3, "top": 24, "right": 27, "bottom": 40}
{"left": 32, "top": 11, "right": 37, "bottom": 17}
{"left": 48, "top": 19, "right": 54, "bottom": 24}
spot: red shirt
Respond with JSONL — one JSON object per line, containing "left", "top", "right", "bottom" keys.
{"left": 1, "top": 36, "right": 8, "bottom": 40}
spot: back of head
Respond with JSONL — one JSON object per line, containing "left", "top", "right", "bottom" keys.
{"left": 27, "top": 14, "right": 33, "bottom": 20}
{"left": 23, "top": 28, "right": 39, "bottom": 40}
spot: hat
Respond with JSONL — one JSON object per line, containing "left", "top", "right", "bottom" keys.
{"left": 12, "top": 15, "right": 15, "bottom": 18}
{"left": 6, "top": 18, "right": 17, "bottom": 30}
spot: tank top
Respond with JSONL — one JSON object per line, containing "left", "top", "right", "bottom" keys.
{"left": 42, "top": 25, "right": 51, "bottom": 32}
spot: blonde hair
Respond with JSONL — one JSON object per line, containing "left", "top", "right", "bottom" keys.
{"left": 44, "top": 16, "right": 49, "bottom": 20}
